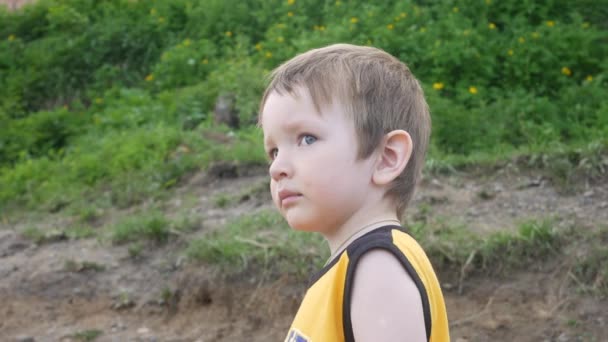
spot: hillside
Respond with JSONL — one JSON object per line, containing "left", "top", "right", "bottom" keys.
{"left": 1, "top": 0, "right": 607, "bottom": 341}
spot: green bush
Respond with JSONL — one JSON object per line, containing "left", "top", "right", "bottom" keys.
{"left": 0, "top": 0, "right": 606, "bottom": 213}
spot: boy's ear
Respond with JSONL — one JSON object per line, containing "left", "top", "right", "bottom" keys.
{"left": 372, "top": 130, "right": 413, "bottom": 186}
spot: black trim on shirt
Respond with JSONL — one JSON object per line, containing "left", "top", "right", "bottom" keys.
{"left": 341, "top": 226, "right": 432, "bottom": 342}
{"left": 307, "top": 245, "right": 343, "bottom": 288}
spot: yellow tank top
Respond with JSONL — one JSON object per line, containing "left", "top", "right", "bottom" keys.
{"left": 285, "top": 225, "right": 450, "bottom": 342}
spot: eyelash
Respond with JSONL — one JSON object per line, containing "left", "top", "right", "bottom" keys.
{"left": 267, "top": 134, "right": 317, "bottom": 161}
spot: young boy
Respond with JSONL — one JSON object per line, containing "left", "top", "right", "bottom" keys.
{"left": 259, "top": 44, "right": 449, "bottom": 342}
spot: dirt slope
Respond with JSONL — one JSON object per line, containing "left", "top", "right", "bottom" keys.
{"left": 1, "top": 164, "right": 607, "bottom": 341}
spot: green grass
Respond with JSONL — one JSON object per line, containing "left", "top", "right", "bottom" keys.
{"left": 110, "top": 210, "right": 171, "bottom": 244}
{"left": 65, "top": 225, "right": 96, "bottom": 239}
{"left": 572, "top": 226, "right": 608, "bottom": 297}
{"left": 411, "top": 218, "right": 565, "bottom": 276}
{"left": 69, "top": 329, "right": 103, "bottom": 342}
{"left": 186, "top": 209, "right": 572, "bottom": 283}
{"left": 109, "top": 209, "right": 202, "bottom": 244}
{"left": 64, "top": 259, "right": 105, "bottom": 273}
{"left": 186, "top": 210, "right": 327, "bottom": 279}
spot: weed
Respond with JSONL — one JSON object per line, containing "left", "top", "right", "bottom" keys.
{"left": 477, "top": 220, "right": 562, "bottom": 272}
{"left": 187, "top": 210, "right": 327, "bottom": 279}
{"left": 572, "top": 226, "right": 608, "bottom": 297}
{"left": 22, "top": 226, "right": 46, "bottom": 244}
{"left": 76, "top": 206, "right": 101, "bottom": 224}
{"left": 413, "top": 218, "right": 565, "bottom": 276}
{"left": 65, "top": 225, "right": 96, "bottom": 240}
{"left": 111, "top": 210, "right": 170, "bottom": 244}
{"left": 22, "top": 226, "right": 67, "bottom": 244}
{"left": 173, "top": 215, "right": 201, "bottom": 232}
{"left": 69, "top": 329, "right": 103, "bottom": 341}
{"left": 213, "top": 194, "right": 232, "bottom": 208}
{"left": 64, "top": 260, "right": 105, "bottom": 273}
{"left": 128, "top": 242, "right": 144, "bottom": 259}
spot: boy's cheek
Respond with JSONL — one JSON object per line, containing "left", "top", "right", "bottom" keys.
{"left": 269, "top": 181, "right": 280, "bottom": 206}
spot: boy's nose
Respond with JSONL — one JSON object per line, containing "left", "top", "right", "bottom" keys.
{"left": 269, "top": 152, "right": 292, "bottom": 180}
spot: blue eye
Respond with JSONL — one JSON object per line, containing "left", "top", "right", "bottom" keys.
{"left": 269, "top": 148, "right": 278, "bottom": 160}
{"left": 300, "top": 134, "right": 317, "bottom": 145}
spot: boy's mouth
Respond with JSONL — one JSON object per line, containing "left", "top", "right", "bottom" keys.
{"left": 278, "top": 189, "right": 302, "bottom": 206}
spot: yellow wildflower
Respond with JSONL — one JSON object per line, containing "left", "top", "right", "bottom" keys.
{"left": 485, "top": 0, "right": 492, "bottom": 4}
{"left": 507, "top": 49, "right": 514, "bottom": 56}
{"left": 586, "top": 75, "right": 593, "bottom": 82}
{"left": 518, "top": 36, "right": 525, "bottom": 43}
{"left": 95, "top": 98, "right": 104, "bottom": 104}
{"left": 265, "top": 51, "right": 273, "bottom": 59}
{"left": 287, "top": 0, "right": 295, "bottom": 5}
{"left": 158, "top": 17, "right": 165, "bottom": 24}
{"left": 561, "top": 67, "right": 571, "bottom": 76}
{"left": 546, "top": 20, "right": 555, "bottom": 27}
{"left": 488, "top": 22, "right": 496, "bottom": 30}
{"left": 183, "top": 39, "right": 191, "bottom": 46}
{"left": 468, "top": 86, "right": 478, "bottom": 95}
{"left": 531, "top": 32, "right": 540, "bottom": 39}
{"left": 336, "top": 0, "right": 342, "bottom": 6}
{"left": 387, "top": 24, "right": 394, "bottom": 30}
{"left": 201, "top": 59, "right": 209, "bottom": 64}
{"left": 582, "top": 22, "right": 590, "bottom": 29}
{"left": 150, "top": 8, "right": 157, "bottom": 15}
{"left": 463, "top": 29, "right": 470, "bottom": 36}
{"left": 350, "top": 17, "right": 358, "bottom": 24}
{"left": 287, "top": 11, "right": 294, "bottom": 17}
{"left": 276, "top": 36, "right": 284, "bottom": 43}
{"left": 145, "top": 74, "right": 154, "bottom": 82}
{"left": 255, "top": 43, "right": 263, "bottom": 51}
{"left": 319, "top": 25, "right": 326, "bottom": 31}
{"left": 433, "top": 82, "right": 444, "bottom": 90}
{"left": 453, "top": 7, "right": 459, "bottom": 13}
{"left": 8, "top": 34, "right": 15, "bottom": 41}
{"left": 419, "top": 27, "right": 426, "bottom": 33}
{"left": 400, "top": 12, "right": 407, "bottom": 18}
{"left": 225, "top": 31, "right": 233, "bottom": 37}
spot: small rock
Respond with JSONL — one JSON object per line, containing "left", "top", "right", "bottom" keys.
{"left": 599, "top": 201, "right": 607, "bottom": 209}
{"left": 557, "top": 332, "right": 569, "bottom": 342}
{"left": 583, "top": 190, "right": 594, "bottom": 197}
{"left": 137, "top": 327, "right": 150, "bottom": 335}
{"left": 430, "top": 178, "right": 443, "bottom": 189}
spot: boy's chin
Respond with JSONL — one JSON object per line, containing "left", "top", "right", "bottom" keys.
{"left": 284, "top": 215, "right": 320, "bottom": 233}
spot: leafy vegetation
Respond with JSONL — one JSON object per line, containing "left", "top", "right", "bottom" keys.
{"left": 572, "top": 226, "right": 608, "bottom": 297}
{"left": 186, "top": 209, "right": 574, "bottom": 283}
{"left": 0, "top": 0, "right": 606, "bottom": 215}
{"left": 187, "top": 210, "right": 327, "bottom": 278}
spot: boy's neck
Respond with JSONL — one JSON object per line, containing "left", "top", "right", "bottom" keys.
{"left": 324, "top": 204, "right": 400, "bottom": 258}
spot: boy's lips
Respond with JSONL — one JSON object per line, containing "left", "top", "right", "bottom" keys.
{"left": 278, "top": 189, "right": 302, "bottom": 206}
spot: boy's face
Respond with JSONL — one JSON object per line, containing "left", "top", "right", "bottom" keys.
{"left": 261, "top": 88, "right": 377, "bottom": 235}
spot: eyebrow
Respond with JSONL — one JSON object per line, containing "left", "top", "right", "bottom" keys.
{"left": 263, "top": 117, "right": 318, "bottom": 147}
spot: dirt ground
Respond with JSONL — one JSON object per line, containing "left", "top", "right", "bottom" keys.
{"left": 1, "top": 162, "right": 607, "bottom": 341}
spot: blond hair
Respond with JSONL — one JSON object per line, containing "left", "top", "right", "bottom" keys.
{"left": 259, "top": 43, "right": 430, "bottom": 218}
